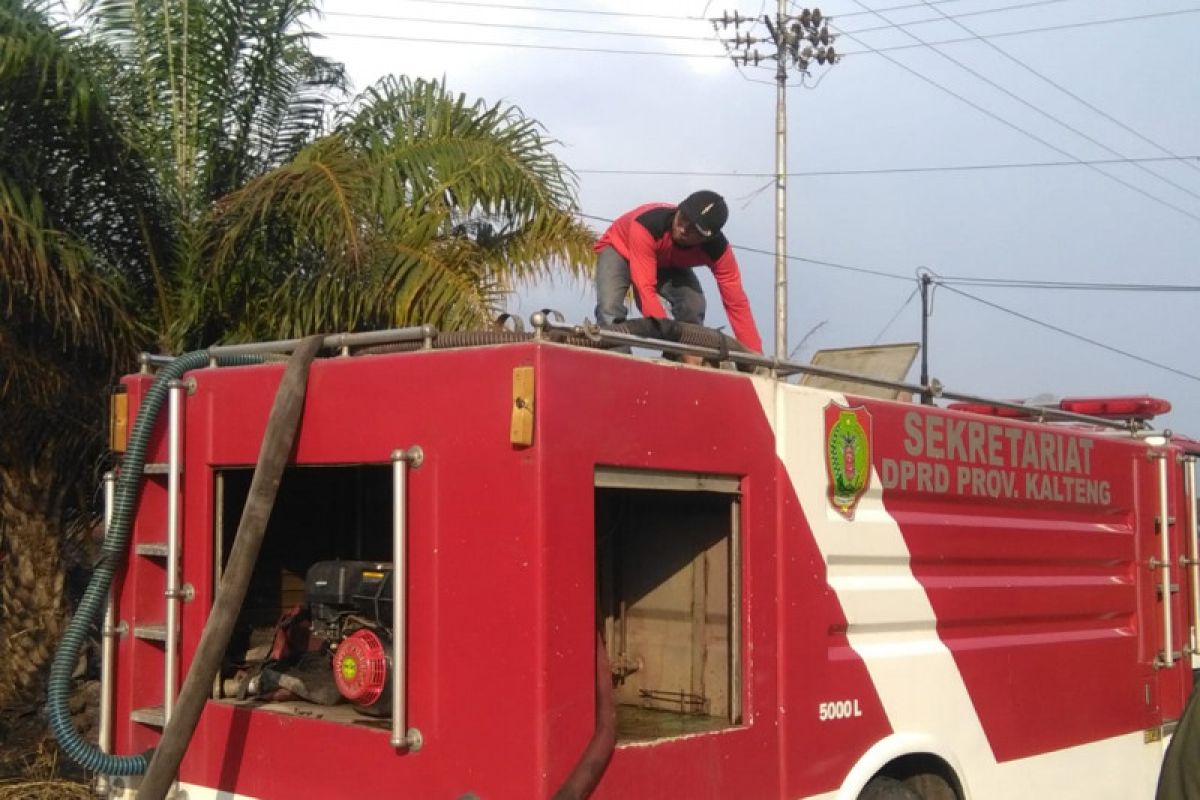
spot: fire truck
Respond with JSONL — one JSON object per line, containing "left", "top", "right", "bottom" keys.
{"left": 49, "top": 316, "right": 1200, "bottom": 799}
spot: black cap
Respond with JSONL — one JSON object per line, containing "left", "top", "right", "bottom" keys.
{"left": 678, "top": 190, "right": 728, "bottom": 237}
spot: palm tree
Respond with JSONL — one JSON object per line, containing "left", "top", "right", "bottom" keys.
{"left": 0, "top": 0, "right": 153, "bottom": 711}
{"left": 183, "top": 75, "right": 594, "bottom": 344}
{"left": 78, "top": 0, "right": 352, "bottom": 346}
{"left": 0, "top": 0, "right": 592, "bottom": 715}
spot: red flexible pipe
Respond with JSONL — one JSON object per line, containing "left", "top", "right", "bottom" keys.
{"left": 552, "top": 634, "right": 617, "bottom": 800}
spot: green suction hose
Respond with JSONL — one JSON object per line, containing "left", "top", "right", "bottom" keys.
{"left": 48, "top": 351, "right": 259, "bottom": 775}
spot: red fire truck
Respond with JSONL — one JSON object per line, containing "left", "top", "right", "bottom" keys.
{"left": 53, "top": 317, "right": 1200, "bottom": 799}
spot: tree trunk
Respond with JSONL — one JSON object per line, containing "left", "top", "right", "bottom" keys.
{"left": 0, "top": 461, "right": 69, "bottom": 711}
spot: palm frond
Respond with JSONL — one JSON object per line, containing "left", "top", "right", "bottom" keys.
{"left": 81, "top": 0, "right": 347, "bottom": 215}
{"left": 0, "top": 178, "right": 147, "bottom": 362}
{"left": 342, "top": 76, "right": 579, "bottom": 214}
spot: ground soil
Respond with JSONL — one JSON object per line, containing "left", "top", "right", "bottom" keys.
{"left": 0, "top": 680, "right": 96, "bottom": 792}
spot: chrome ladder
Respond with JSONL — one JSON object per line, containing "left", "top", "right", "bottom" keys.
{"left": 99, "top": 379, "right": 189, "bottom": 747}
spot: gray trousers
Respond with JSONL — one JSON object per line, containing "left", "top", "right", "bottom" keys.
{"left": 593, "top": 246, "right": 706, "bottom": 327}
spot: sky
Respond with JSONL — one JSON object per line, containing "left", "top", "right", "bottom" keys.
{"left": 308, "top": 0, "right": 1200, "bottom": 436}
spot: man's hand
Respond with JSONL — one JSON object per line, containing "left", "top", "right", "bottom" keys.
{"left": 647, "top": 317, "right": 683, "bottom": 341}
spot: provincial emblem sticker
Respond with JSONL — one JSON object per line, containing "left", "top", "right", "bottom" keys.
{"left": 824, "top": 402, "right": 872, "bottom": 520}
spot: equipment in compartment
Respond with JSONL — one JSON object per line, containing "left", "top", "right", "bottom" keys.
{"left": 306, "top": 560, "right": 395, "bottom": 716}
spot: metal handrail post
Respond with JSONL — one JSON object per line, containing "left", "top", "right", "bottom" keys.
{"left": 1184, "top": 456, "right": 1199, "bottom": 658}
{"left": 391, "top": 447, "right": 424, "bottom": 752}
{"left": 1156, "top": 450, "right": 1175, "bottom": 667}
{"left": 98, "top": 472, "right": 117, "bottom": 795}
{"left": 164, "top": 380, "right": 185, "bottom": 722}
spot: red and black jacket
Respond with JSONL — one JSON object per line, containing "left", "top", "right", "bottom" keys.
{"left": 595, "top": 203, "right": 763, "bottom": 353}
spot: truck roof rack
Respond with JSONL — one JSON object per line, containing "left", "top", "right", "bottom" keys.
{"left": 133, "top": 314, "right": 1162, "bottom": 435}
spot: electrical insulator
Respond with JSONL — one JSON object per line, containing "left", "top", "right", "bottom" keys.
{"left": 801, "top": 45, "right": 813, "bottom": 60}
{"left": 799, "top": 9, "right": 811, "bottom": 24}
{"left": 819, "top": 28, "right": 830, "bottom": 45}
{"left": 826, "top": 45, "right": 837, "bottom": 62}
{"left": 812, "top": 8, "right": 822, "bottom": 25}
{"left": 763, "top": 13, "right": 776, "bottom": 40}
{"left": 816, "top": 49, "right": 827, "bottom": 65}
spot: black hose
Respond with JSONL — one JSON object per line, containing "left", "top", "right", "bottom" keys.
{"left": 137, "top": 335, "right": 325, "bottom": 800}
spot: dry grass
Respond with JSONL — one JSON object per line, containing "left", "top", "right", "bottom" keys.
{"left": 0, "top": 736, "right": 90, "bottom": 799}
{"left": 0, "top": 778, "right": 92, "bottom": 800}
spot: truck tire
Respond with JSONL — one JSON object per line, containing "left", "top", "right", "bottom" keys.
{"left": 904, "top": 772, "right": 957, "bottom": 800}
{"left": 860, "top": 776, "right": 922, "bottom": 800}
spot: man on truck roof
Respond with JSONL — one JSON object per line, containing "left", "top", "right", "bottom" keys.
{"left": 593, "top": 190, "right": 765, "bottom": 354}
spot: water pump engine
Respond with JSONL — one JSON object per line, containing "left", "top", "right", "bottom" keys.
{"left": 305, "top": 561, "right": 395, "bottom": 715}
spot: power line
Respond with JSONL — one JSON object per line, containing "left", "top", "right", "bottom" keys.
{"left": 319, "top": 9, "right": 1200, "bottom": 65}
{"left": 852, "top": 0, "right": 1200, "bottom": 207}
{"left": 872, "top": 285, "right": 920, "bottom": 344}
{"left": 940, "top": 285, "right": 1200, "bottom": 383}
{"left": 579, "top": 211, "right": 1199, "bottom": 292}
{"left": 713, "top": 7, "right": 1028, "bottom": 92}
{"left": 579, "top": 211, "right": 1195, "bottom": 380}
{"left": 836, "top": 3, "right": 1200, "bottom": 225}
{"left": 366, "top": 0, "right": 700, "bottom": 20}
{"left": 836, "top": 0, "right": 964, "bottom": 20}
{"left": 736, "top": 243, "right": 914, "bottom": 281}
{"left": 322, "top": 30, "right": 726, "bottom": 58}
{"left": 577, "top": 212, "right": 913, "bottom": 282}
{"left": 937, "top": 276, "right": 1200, "bottom": 292}
{"left": 837, "top": 0, "right": 1075, "bottom": 37}
{"left": 364, "top": 0, "right": 976, "bottom": 23}
{"left": 325, "top": 0, "right": 1025, "bottom": 40}
{"left": 914, "top": 0, "right": 1200, "bottom": 195}
{"left": 837, "top": 8, "right": 1200, "bottom": 56}
{"left": 722, "top": 8, "right": 1200, "bottom": 62}
{"left": 573, "top": 154, "right": 1200, "bottom": 177}
{"left": 323, "top": 10, "right": 715, "bottom": 41}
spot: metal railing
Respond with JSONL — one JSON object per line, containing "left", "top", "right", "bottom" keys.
{"left": 205, "top": 326, "right": 437, "bottom": 363}
{"left": 136, "top": 315, "right": 1151, "bottom": 435}
{"left": 530, "top": 314, "right": 1142, "bottom": 433}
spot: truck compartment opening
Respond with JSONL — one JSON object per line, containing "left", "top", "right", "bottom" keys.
{"left": 594, "top": 469, "right": 742, "bottom": 742}
{"left": 213, "top": 464, "right": 392, "bottom": 727}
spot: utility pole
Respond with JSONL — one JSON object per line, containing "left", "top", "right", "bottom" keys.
{"left": 772, "top": 0, "right": 788, "bottom": 362}
{"left": 715, "top": 7, "right": 839, "bottom": 359}
{"left": 918, "top": 270, "right": 933, "bottom": 405}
